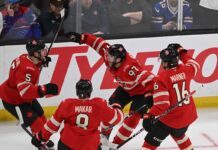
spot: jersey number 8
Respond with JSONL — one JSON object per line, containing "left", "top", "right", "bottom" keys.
{"left": 76, "top": 114, "right": 89, "bottom": 130}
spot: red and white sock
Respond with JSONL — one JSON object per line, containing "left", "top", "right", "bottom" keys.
{"left": 112, "top": 113, "right": 141, "bottom": 144}
{"left": 172, "top": 134, "right": 193, "bottom": 150}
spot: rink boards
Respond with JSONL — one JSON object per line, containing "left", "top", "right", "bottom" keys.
{"left": 0, "top": 34, "right": 217, "bottom": 121}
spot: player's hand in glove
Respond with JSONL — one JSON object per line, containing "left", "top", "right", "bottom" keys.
{"left": 31, "top": 132, "right": 46, "bottom": 148}
{"left": 142, "top": 113, "right": 155, "bottom": 131}
{"left": 65, "top": 32, "right": 82, "bottom": 44}
{"left": 42, "top": 56, "right": 51, "bottom": 67}
{"left": 38, "top": 83, "right": 59, "bottom": 97}
{"left": 32, "top": 132, "right": 54, "bottom": 149}
{"left": 167, "top": 43, "right": 187, "bottom": 53}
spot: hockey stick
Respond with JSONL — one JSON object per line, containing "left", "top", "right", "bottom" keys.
{"left": 116, "top": 90, "right": 196, "bottom": 149}
{"left": 152, "top": 90, "right": 196, "bottom": 124}
{"left": 101, "top": 103, "right": 148, "bottom": 134}
{"left": 47, "top": 8, "right": 66, "bottom": 55}
{"left": 15, "top": 106, "right": 50, "bottom": 150}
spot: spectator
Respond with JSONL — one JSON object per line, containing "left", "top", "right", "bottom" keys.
{"left": 108, "top": 0, "right": 152, "bottom": 34}
{"left": 37, "top": 0, "right": 66, "bottom": 37}
{"left": 0, "top": 12, "right": 3, "bottom": 35}
{"left": 66, "top": 0, "right": 109, "bottom": 34}
{"left": 195, "top": 0, "right": 218, "bottom": 29}
{"left": 152, "top": 0, "right": 193, "bottom": 31}
{"left": 23, "top": 0, "right": 50, "bottom": 16}
{"left": 0, "top": 0, "right": 41, "bottom": 39}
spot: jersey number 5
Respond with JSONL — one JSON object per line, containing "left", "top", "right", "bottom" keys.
{"left": 173, "top": 81, "right": 190, "bottom": 106}
{"left": 76, "top": 114, "right": 89, "bottom": 130}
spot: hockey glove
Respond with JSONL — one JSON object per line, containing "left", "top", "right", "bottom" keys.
{"left": 167, "top": 43, "right": 182, "bottom": 50}
{"left": 38, "top": 83, "right": 59, "bottom": 97}
{"left": 42, "top": 56, "right": 51, "bottom": 67}
{"left": 168, "top": 43, "right": 187, "bottom": 53}
{"left": 65, "top": 32, "right": 82, "bottom": 44}
{"left": 142, "top": 113, "right": 155, "bottom": 131}
{"left": 32, "top": 133, "right": 55, "bottom": 149}
{"left": 31, "top": 132, "right": 46, "bottom": 148}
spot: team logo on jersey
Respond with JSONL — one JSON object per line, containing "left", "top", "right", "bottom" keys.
{"left": 154, "top": 82, "right": 159, "bottom": 90}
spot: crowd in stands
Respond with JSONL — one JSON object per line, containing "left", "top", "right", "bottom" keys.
{"left": 0, "top": 0, "right": 217, "bottom": 40}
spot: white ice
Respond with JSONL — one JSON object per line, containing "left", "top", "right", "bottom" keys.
{"left": 0, "top": 108, "right": 218, "bottom": 150}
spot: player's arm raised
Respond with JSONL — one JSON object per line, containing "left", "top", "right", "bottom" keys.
{"left": 168, "top": 43, "right": 200, "bottom": 77}
{"left": 66, "top": 32, "right": 110, "bottom": 57}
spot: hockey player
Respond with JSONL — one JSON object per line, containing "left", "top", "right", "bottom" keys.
{"left": 66, "top": 32, "right": 154, "bottom": 146}
{"left": 0, "top": 39, "right": 59, "bottom": 149}
{"left": 31, "top": 79, "right": 124, "bottom": 150}
{"left": 142, "top": 44, "right": 200, "bottom": 149}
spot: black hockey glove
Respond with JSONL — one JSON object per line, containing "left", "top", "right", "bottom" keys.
{"left": 142, "top": 113, "right": 155, "bottom": 132}
{"left": 42, "top": 56, "right": 51, "bottom": 67}
{"left": 65, "top": 32, "right": 82, "bottom": 44}
{"left": 31, "top": 132, "right": 46, "bottom": 148}
{"left": 167, "top": 43, "right": 182, "bottom": 50}
{"left": 32, "top": 132, "right": 55, "bottom": 149}
{"left": 168, "top": 43, "right": 187, "bottom": 53}
{"left": 38, "top": 83, "right": 59, "bottom": 97}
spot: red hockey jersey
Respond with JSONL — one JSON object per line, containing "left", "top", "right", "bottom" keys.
{"left": 149, "top": 52, "right": 200, "bottom": 128}
{"left": 0, "top": 54, "right": 42, "bottom": 105}
{"left": 81, "top": 33, "right": 155, "bottom": 96}
{"left": 41, "top": 97, "right": 124, "bottom": 150}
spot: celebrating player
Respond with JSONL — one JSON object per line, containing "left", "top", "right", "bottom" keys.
{"left": 0, "top": 39, "right": 59, "bottom": 149}
{"left": 142, "top": 44, "right": 200, "bottom": 149}
{"left": 31, "top": 79, "right": 124, "bottom": 150}
{"left": 66, "top": 32, "right": 154, "bottom": 146}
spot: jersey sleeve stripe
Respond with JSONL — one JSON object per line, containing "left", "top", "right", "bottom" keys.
{"left": 44, "top": 124, "right": 57, "bottom": 134}
{"left": 153, "top": 101, "right": 170, "bottom": 106}
{"left": 117, "top": 109, "right": 124, "bottom": 124}
{"left": 17, "top": 81, "right": 31, "bottom": 88}
{"left": 109, "top": 109, "right": 118, "bottom": 124}
{"left": 92, "top": 37, "right": 99, "bottom": 49}
{"left": 19, "top": 85, "right": 31, "bottom": 97}
{"left": 153, "top": 91, "right": 169, "bottom": 98}
{"left": 96, "top": 40, "right": 106, "bottom": 53}
{"left": 185, "top": 59, "right": 200, "bottom": 76}
{"left": 50, "top": 116, "right": 61, "bottom": 127}
{"left": 141, "top": 74, "right": 155, "bottom": 87}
